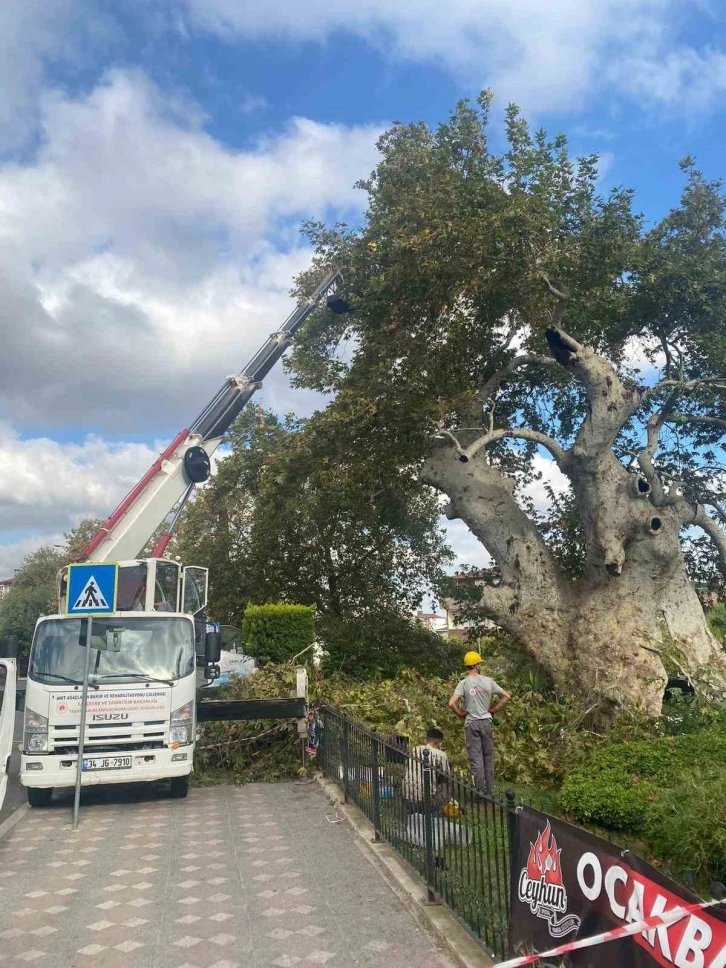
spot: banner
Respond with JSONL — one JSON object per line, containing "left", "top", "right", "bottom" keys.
{"left": 509, "top": 807, "right": 726, "bottom": 967}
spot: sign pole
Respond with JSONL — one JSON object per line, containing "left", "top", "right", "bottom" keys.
{"left": 72, "top": 617, "right": 94, "bottom": 829}
{"left": 64, "top": 562, "right": 118, "bottom": 829}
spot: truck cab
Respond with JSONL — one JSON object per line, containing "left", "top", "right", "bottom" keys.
{"left": 20, "top": 559, "right": 212, "bottom": 806}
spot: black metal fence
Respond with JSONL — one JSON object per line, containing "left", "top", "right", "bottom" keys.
{"left": 319, "top": 707, "right": 515, "bottom": 959}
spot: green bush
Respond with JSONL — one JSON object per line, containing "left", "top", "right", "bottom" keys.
{"left": 647, "top": 773, "right": 726, "bottom": 885}
{"left": 558, "top": 732, "right": 726, "bottom": 832}
{"left": 559, "top": 769, "right": 656, "bottom": 831}
{"left": 241, "top": 603, "right": 315, "bottom": 665}
{"left": 647, "top": 773, "right": 726, "bottom": 884}
{"left": 584, "top": 733, "right": 726, "bottom": 782}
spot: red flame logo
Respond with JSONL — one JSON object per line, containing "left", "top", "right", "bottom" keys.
{"left": 526, "top": 821, "right": 563, "bottom": 886}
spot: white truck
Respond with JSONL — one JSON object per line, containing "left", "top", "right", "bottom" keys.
{"left": 15, "top": 269, "right": 347, "bottom": 807}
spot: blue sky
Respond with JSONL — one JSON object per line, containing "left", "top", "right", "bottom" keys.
{"left": 1, "top": 0, "right": 726, "bottom": 575}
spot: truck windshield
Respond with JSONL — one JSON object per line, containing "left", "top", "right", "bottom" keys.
{"left": 29, "top": 617, "right": 195, "bottom": 685}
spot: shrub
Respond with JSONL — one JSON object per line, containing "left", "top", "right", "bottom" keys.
{"left": 559, "top": 769, "right": 656, "bottom": 831}
{"left": 647, "top": 773, "right": 726, "bottom": 885}
{"left": 241, "top": 603, "right": 315, "bottom": 665}
{"left": 558, "top": 732, "right": 726, "bottom": 832}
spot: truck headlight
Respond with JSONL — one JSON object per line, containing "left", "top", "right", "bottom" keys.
{"left": 170, "top": 700, "right": 193, "bottom": 747}
{"left": 24, "top": 708, "right": 48, "bottom": 753}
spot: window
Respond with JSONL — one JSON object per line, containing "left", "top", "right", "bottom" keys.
{"left": 155, "top": 561, "right": 180, "bottom": 611}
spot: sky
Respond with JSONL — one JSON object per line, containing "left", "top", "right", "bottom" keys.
{"left": 1, "top": 0, "right": 726, "bottom": 578}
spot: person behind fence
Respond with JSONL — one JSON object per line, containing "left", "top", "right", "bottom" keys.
{"left": 447, "top": 650, "right": 510, "bottom": 795}
{"left": 401, "top": 727, "right": 451, "bottom": 813}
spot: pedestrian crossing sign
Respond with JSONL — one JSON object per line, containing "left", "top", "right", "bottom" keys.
{"left": 66, "top": 563, "right": 118, "bottom": 616}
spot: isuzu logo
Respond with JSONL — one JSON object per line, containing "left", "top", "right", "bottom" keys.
{"left": 91, "top": 713, "right": 129, "bottom": 722}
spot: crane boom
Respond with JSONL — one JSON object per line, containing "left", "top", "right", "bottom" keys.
{"left": 79, "top": 269, "right": 346, "bottom": 563}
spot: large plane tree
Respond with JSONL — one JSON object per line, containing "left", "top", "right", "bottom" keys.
{"left": 290, "top": 95, "right": 726, "bottom": 719}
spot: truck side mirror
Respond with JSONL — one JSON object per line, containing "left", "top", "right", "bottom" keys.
{"left": 205, "top": 632, "right": 222, "bottom": 664}
{"left": 204, "top": 631, "right": 222, "bottom": 681}
{"left": 0, "top": 635, "right": 18, "bottom": 660}
{"left": 16, "top": 691, "right": 25, "bottom": 712}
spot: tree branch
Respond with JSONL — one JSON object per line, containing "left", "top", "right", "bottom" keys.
{"left": 706, "top": 498, "right": 726, "bottom": 524}
{"left": 544, "top": 327, "right": 643, "bottom": 457}
{"left": 667, "top": 414, "right": 726, "bottom": 431}
{"left": 476, "top": 353, "right": 560, "bottom": 404}
{"left": 644, "top": 376, "right": 726, "bottom": 400}
{"left": 463, "top": 427, "right": 569, "bottom": 469}
{"left": 638, "top": 389, "right": 680, "bottom": 506}
{"left": 689, "top": 505, "right": 726, "bottom": 572}
{"left": 538, "top": 272, "right": 571, "bottom": 328}
{"left": 434, "top": 425, "right": 569, "bottom": 469}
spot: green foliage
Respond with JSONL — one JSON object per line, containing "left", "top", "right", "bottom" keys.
{"left": 558, "top": 770, "right": 656, "bottom": 831}
{"left": 647, "top": 773, "right": 726, "bottom": 884}
{"left": 195, "top": 665, "right": 304, "bottom": 784}
{"left": 317, "top": 609, "right": 461, "bottom": 679}
{"left": 174, "top": 404, "right": 451, "bottom": 629}
{"left": 241, "top": 603, "right": 316, "bottom": 665}
{"left": 196, "top": 656, "right": 726, "bottom": 888}
{"left": 708, "top": 603, "right": 726, "bottom": 643}
{"left": 286, "top": 95, "right": 726, "bottom": 704}
{"left": 559, "top": 732, "right": 726, "bottom": 832}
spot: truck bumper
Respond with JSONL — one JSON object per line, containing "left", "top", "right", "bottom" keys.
{"left": 20, "top": 747, "right": 193, "bottom": 789}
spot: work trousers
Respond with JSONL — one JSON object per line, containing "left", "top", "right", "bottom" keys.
{"left": 465, "top": 719, "right": 495, "bottom": 794}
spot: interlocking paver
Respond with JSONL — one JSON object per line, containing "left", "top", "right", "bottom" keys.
{"left": 0, "top": 782, "right": 457, "bottom": 967}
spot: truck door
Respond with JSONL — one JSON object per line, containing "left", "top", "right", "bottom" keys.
{"left": 0, "top": 657, "right": 17, "bottom": 811}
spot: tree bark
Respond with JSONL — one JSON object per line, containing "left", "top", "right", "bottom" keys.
{"left": 422, "top": 444, "right": 571, "bottom": 685}
{"left": 422, "top": 326, "right": 726, "bottom": 720}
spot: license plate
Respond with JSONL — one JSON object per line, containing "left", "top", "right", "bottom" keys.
{"left": 82, "top": 756, "right": 132, "bottom": 772}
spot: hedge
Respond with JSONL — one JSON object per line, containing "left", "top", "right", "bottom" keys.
{"left": 240, "top": 603, "right": 315, "bottom": 665}
{"left": 558, "top": 732, "right": 726, "bottom": 832}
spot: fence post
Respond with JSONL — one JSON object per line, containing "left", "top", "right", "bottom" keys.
{"left": 371, "top": 734, "right": 381, "bottom": 842}
{"left": 342, "top": 717, "right": 350, "bottom": 803}
{"left": 319, "top": 709, "right": 327, "bottom": 773}
{"left": 422, "top": 748, "right": 436, "bottom": 903}
{"left": 506, "top": 789, "right": 517, "bottom": 856}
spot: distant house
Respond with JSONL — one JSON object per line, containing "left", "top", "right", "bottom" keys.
{"left": 441, "top": 569, "right": 500, "bottom": 638}
{"left": 0, "top": 578, "right": 13, "bottom": 603}
{"left": 415, "top": 611, "right": 448, "bottom": 634}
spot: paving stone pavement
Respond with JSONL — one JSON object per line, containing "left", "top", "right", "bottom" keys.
{"left": 0, "top": 782, "right": 457, "bottom": 968}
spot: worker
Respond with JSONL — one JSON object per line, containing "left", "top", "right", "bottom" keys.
{"left": 447, "top": 650, "right": 510, "bottom": 795}
{"left": 402, "top": 726, "right": 451, "bottom": 814}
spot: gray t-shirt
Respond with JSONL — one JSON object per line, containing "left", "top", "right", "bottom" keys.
{"left": 454, "top": 674, "right": 504, "bottom": 725}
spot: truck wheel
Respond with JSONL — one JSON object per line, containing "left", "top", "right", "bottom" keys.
{"left": 169, "top": 775, "right": 189, "bottom": 799}
{"left": 27, "top": 787, "right": 53, "bottom": 808}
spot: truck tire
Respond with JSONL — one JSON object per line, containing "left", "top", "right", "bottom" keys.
{"left": 169, "top": 775, "right": 189, "bottom": 799}
{"left": 27, "top": 787, "right": 53, "bottom": 807}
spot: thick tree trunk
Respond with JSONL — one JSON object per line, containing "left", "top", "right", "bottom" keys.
{"left": 423, "top": 418, "right": 726, "bottom": 720}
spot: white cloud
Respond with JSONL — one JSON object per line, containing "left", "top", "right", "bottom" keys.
{"left": 0, "top": 0, "right": 79, "bottom": 152}
{"left": 178, "top": 0, "right": 726, "bottom": 116}
{"left": 0, "top": 532, "right": 64, "bottom": 579}
{"left": 0, "top": 423, "right": 159, "bottom": 532}
{"left": 0, "top": 70, "right": 381, "bottom": 430}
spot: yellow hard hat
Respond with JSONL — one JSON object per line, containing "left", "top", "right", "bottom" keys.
{"left": 464, "top": 650, "right": 483, "bottom": 667}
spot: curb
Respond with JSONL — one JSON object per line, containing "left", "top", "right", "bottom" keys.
{"left": 315, "top": 773, "right": 493, "bottom": 968}
{"left": 0, "top": 803, "right": 29, "bottom": 842}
